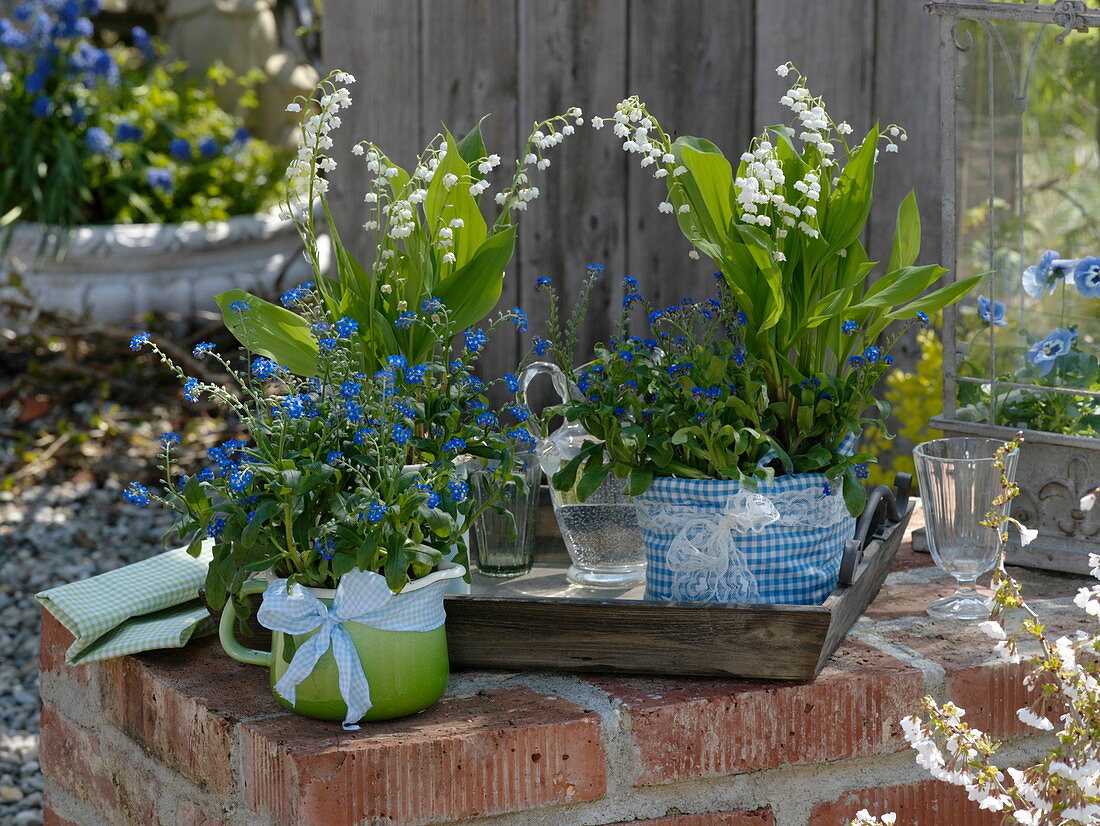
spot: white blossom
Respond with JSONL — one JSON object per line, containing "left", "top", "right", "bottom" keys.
{"left": 286, "top": 102, "right": 302, "bottom": 113}
{"left": 658, "top": 201, "right": 673, "bottom": 214}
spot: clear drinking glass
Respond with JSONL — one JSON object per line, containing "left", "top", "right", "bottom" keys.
{"left": 913, "top": 437, "right": 1019, "bottom": 620}
{"left": 471, "top": 453, "right": 540, "bottom": 578}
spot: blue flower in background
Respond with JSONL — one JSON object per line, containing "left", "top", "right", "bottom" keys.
{"left": 405, "top": 365, "right": 427, "bottom": 385}
{"left": 1027, "top": 328, "right": 1076, "bottom": 377}
{"left": 511, "top": 306, "right": 528, "bottom": 332}
{"left": 503, "top": 373, "right": 520, "bottom": 392}
{"left": 1072, "top": 257, "right": 1100, "bottom": 299}
{"left": 168, "top": 138, "right": 192, "bottom": 162}
{"left": 475, "top": 411, "right": 499, "bottom": 430}
{"left": 324, "top": 450, "right": 343, "bottom": 464}
{"left": 1022, "top": 250, "right": 1063, "bottom": 298}
{"left": 391, "top": 423, "right": 412, "bottom": 445}
{"left": 146, "top": 167, "right": 173, "bottom": 193}
{"left": 915, "top": 311, "right": 930, "bottom": 327}
{"left": 198, "top": 137, "right": 219, "bottom": 159}
{"left": 318, "top": 337, "right": 337, "bottom": 352}
{"left": 130, "top": 24, "right": 154, "bottom": 61}
{"left": 365, "top": 502, "right": 389, "bottom": 523}
{"left": 841, "top": 321, "right": 859, "bottom": 336}
{"left": 31, "top": 96, "right": 53, "bottom": 118}
{"left": 114, "top": 120, "right": 144, "bottom": 143}
{"left": 339, "top": 381, "right": 360, "bottom": 400}
{"left": 977, "top": 295, "right": 1008, "bottom": 326}
{"left": 228, "top": 467, "right": 253, "bottom": 493}
{"left": 442, "top": 437, "right": 466, "bottom": 453}
{"left": 395, "top": 311, "right": 416, "bottom": 330}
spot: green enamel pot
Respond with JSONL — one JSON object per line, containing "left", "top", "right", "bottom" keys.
{"left": 218, "top": 562, "right": 464, "bottom": 723}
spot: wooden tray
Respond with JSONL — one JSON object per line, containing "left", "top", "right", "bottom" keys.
{"left": 444, "top": 481, "right": 913, "bottom": 681}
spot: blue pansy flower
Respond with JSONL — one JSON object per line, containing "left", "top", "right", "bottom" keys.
{"left": 1022, "top": 250, "right": 1063, "bottom": 298}
{"left": 1027, "top": 328, "right": 1076, "bottom": 377}
{"left": 977, "top": 295, "right": 1008, "bottom": 326}
{"left": 1072, "top": 257, "right": 1100, "bottom": 299}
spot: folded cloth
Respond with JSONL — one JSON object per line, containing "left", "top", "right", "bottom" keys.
{"left": 36, "top": 543, "right": 215, "bottom": 665}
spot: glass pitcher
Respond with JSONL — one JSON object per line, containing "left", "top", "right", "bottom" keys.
{"left": 520, "top": 362, "right": 645, "bottom": 588}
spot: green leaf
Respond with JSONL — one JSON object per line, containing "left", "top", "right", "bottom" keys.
{"left": 842, "top": 467, "right": 867, "bottom": 517}
{"left": 577, "top": 462, "right": 613, "bottom": 502}
{"left": 680, "top": 140, "right": 734, "bottom": 235}
{"left": 885, "top": 273, "right": 982, "bottom": 318}
{"left": 215, "top": 289, "right": 318, "bottom": 376}
{"left": 432, "top": 225, "right": 516, "bottom": 329}
{"left": 456, "top": 116, "right": 489, "bottom": 173}
{"left": 821, "top": 126, "right": 878, "bottom": 252}
{"left": 857, "top": 264, "right": 949, "bottom": 310}
{"left": 624, "top": 468, "right": 654, "bottom": 496}
{"left": 888, "top": 190, "right": 921, "bottom": 272}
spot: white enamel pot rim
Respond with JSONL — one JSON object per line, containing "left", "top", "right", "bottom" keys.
{"left": 253, "top": 559, "right": 467, "bottom": 601}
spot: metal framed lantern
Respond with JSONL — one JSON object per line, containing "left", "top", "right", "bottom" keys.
{"left": 927, "top": 0, "right": 1100, "bottom": 573}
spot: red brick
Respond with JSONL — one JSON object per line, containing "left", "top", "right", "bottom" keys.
{"left": 39, "top": 609, "right": 91, "bottom": 688}
{"left": 99, "top": 636, "right": 266, "bottom": 796}
{"left": 808, "top": 779, "right": 1001, "bottom": 825}
{"left": 611, "top": 809, "right": 774, "bottom": 825}
{"left": 176, "top": 800, "right": 227, "bottom": 826}
{"left": 591, "top": 641, "right": 923, "bottom": 786}
{"left": 42, "top": 806, "right": 81, "bottom": 826}
{"left": 40, "top": 706, "right": 159, "bottom": 825}
{"left": 241, "top": 685, "right": 606, "bottom": 825}
{"left": 879, "top": 609, "right": 1091, "bottom": 739}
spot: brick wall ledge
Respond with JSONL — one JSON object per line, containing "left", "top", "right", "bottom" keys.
{"left": 39, "top": 511, "right": 1092, "bottom": 826}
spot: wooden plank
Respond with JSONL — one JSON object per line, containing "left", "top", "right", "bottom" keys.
{"left": 420, "top": 0, "right": 521, "bottom": 388}
{"left": 817, "top": 502, "right": 914, "bottom": 672}
{"left": 868, "top": 0, "right": 943, "bottom": 387}
{"left": 321, "top": 1, "right": 421, "bottom": 261}
{"left": 753, "top": 0, "right": 876, "bottom": 135}
{"left": 626, "top": 0, "right": 756, "bottom": 310}
{"left": 517, "top": 0, "right": 629, "bottom": 410}
{"left": 446, "top": 595, "right": 831, "bottom": 680}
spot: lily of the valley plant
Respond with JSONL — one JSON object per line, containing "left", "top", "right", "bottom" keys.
{"left": 585, "top": 64, "right": 980, "bottom": 513}
{"left": 216, "top": 69, "right": 583, "bottom": 378}
{"left": 851, "top": 437, "right": 1100, "bottom": 826}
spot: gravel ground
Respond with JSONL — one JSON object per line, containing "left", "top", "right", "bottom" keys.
{"left": 0, "top": 482, "right": 176, "bottom": 826}
{"left": 0, "top": 311, "right": 241, "bottom": 826}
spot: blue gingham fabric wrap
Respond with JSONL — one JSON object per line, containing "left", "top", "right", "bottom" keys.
{"left": 257, "top": 570, "right": 450, "bottom": 730}
{"left": 635, "top": 474, "right": 855, "bottom": 605}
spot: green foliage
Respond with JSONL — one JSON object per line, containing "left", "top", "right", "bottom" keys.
{"left": 601, "top": 72, "right": 978, "bottom": 473}
{"left": 0, "top": 10, "right": 287, "bottom": 242}
{"left": 536, "top": 272, "right": 881, "bottom": 516}
{"left": 864, "top": 326, "right": 944, "bottom": 488}
{"left": 219, "top": 71, "right": 581, "bottom": 377}
{"left": 131, "top": 290, "right": 530, "bottom": 611}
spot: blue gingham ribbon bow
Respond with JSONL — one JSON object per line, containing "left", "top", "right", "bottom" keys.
{"left": 257, "top": 570, "right": 446, "bottom": 730}
{"left": 666, "top": 492, "right": 781, "bottom": 601}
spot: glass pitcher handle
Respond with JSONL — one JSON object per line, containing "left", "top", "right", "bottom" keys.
{"left": 519, "top": 361, "right": 581, "bottom": 415}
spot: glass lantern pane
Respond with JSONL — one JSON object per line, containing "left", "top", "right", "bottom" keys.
{"left": 954, "top": 14, "right": 1100, "bottom": 434}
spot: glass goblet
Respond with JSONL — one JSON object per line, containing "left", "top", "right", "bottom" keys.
{"left": 913, "top": 437, "right": 1019, "bottom": 621}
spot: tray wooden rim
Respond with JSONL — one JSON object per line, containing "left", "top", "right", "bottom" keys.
{"left": 443, "top": 501, "right": 914, "bottom": 680}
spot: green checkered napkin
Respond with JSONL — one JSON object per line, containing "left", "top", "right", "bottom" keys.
{"left": 36, "top": 543, "right": 215, "bottom": 665}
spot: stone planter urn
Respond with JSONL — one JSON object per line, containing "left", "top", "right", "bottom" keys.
{"left": 2, "top": 212, "right": 327, "bottom": 323}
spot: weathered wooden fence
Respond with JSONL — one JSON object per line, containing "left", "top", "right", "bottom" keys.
{"left": 322, "top": 0, "right": 942, "bottom": 385}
